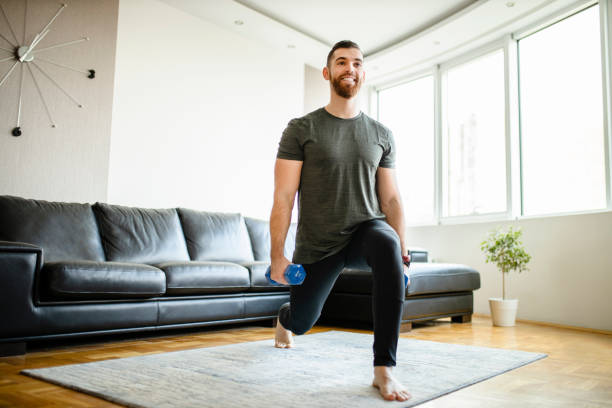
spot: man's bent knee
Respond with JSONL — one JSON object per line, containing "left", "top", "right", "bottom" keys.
{"left": 289, "top": 315, "right": 317, "bottom": 335}
{"left": 278, "top": 302, "right": 316, "bottom": 335}
{"left": 372, "top": 232, "right": 401, "bottom": 260}
{"left": 290, "top": 324, "right": 310, "bottom": 336}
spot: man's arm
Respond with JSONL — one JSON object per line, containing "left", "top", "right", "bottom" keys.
{"left": 269, "top": 158, "right": 303, "bottom": 284}
{"left": 376, "top": 167, "right": 407, "bottom": 257}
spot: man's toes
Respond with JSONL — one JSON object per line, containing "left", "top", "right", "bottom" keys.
{"left": 398, "top": 391, "right": 410, "bottom": 401}
{"left": 383, "top": 390, "right": 395, "bottom": 401}
{"left": 274, "top": 341, "right": 294, "bottom": 348}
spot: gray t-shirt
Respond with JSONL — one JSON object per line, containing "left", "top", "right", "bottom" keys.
{"left": 276, "top": 107, "right": 396, "bottom": 264}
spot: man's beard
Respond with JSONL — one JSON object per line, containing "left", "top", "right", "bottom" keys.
{"left": 331, "top": 72, "right": 362, "bottom": 99}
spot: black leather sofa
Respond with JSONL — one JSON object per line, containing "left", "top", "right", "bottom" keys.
{"left": 0, "top": 195, "right": 480, "bottom": 356}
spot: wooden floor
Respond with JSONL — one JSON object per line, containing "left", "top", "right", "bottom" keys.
{"left": 0, "top": 315, "right": 610, "bottom": 407}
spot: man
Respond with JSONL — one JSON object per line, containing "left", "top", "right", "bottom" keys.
{"left": 269, "top": 40, "right": 411, "bottom": 402}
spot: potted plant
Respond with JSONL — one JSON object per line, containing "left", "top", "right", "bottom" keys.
{"left": 480, "top": 226, "right": 531, "bottom": 327}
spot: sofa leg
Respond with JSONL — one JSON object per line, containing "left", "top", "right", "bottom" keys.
{"left": 400, "top": 322, "right": 412, "bottom": 333}
{"left": 0, "top": 342, "right": 26, "bottom": 357}
{"left": 451, "top": 314, "right": 472, "bottom": 324}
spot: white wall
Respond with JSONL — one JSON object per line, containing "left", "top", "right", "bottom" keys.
{"left": 108, "top": 0, "right": 304, "bottom": 219}
{"left": 405, "top": 211, "right": 612, "bottom": 331}
{"left": 0, "top": 0, "right": 118, "bottom": 203}
{"left": 303, "top": 64, "right": 328, "bottom": 114}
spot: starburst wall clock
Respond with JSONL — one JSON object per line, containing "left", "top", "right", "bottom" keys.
{"left": 0, "top": 1, "right": 94, "bottom": 137}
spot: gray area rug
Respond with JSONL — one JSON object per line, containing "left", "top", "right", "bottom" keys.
{"left": 22, "top": 331, "right": 546, "bottom": 408}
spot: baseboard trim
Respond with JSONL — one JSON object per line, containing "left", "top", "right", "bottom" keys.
{"left": 472, "top": 313, "right": 612, "bottom": 335}
{"left": 0, "top": 342, "right": 26, "bottom": 357}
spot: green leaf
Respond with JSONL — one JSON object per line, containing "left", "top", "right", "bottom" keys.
{"left": 480, "top": 226, "right": 531, "bottom": 275}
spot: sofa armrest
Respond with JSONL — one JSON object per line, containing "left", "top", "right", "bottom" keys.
{"left": 0, "top": 240, "right": 42, "bottom": 253}
{"left": 408, "top": 247, "right": 428, "bottom": 263}
{"left": 0, "top": 241, "right": 43, "bottom": 339}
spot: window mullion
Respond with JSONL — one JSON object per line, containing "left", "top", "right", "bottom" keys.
{"left": 600, "top": 0, "right": 612, "bottom": 210}
{"left": 434, "top": 64, "right": 443, "bottom": 225}
{"left": 505, "top": 35, "right": 521, "bottom": 220}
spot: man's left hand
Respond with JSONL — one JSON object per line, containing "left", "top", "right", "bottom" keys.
{"left": 403, "top": 264, "right": 411, "bottom": 287}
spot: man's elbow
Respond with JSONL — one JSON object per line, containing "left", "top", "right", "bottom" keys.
{"left": 274, "top": 190, "right": 296, "bottom": 209}
{"left": 380, "top": 196, "right": 401, "bottom": 213}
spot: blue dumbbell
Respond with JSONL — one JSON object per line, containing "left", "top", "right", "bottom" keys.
{"left": 265, "top": 264, "right": 306, "bottom": 285}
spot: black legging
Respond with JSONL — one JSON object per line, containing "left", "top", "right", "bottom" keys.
{"left": 278, "top": 219, "right": 405, "bottom": 367}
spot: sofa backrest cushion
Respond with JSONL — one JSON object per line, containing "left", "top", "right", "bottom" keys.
{"left": 244, "top": 217, "right": 297, "bottom": 262}
{"left": 177, "top": 208, "right": 254, "bottom": 262}
{"left": 93, "top": 203, "right": 189, "bottom": 264}
{"left": 0, "top": 195, "right": 105, "bottom": 263}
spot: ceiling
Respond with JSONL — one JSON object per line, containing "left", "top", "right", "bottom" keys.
{"left": 233, "top": 0, "right": 477, "bottom": 56}
{"left": 159, "top": 0, "right": 590, "bottom": 83}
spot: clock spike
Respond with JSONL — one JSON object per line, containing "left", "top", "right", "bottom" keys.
{"left": 37, "top": 56, "right": 89, "bottom": 75}
{"left": 0, "top": 32, "right": 16, "bottom": 48}
{"left": 23, "top": 0, "right": 28, "bottom": 45}
{"left": 26, "top": 63, "right": 56, "bottom": 128}
{"left": 0, "top": 3, "right": 20, "bottom": 46}
{"left": 32, "top": 37, "right": 89, "bottom": 54}
{"left": 35, "top": 3, "right": 67, "bottom": 42}
{"left": 0, "top": 61, "right": 19, "bottom": 87}
{"left": 17, "top": 65, "right": 24, "bottom": 127}
{"left": 32, "top": 62, "right": 83, "bottom": 108}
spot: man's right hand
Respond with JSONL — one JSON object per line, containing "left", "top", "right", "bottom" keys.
{"left": 270, "top": 256, "right": 291, "bottom": 285}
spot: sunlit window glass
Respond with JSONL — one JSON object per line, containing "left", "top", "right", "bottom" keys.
{"left": 378, "top": 75, "right": 435, "bottom": 224}
{"left": 518, "top": 5, "right": 605, "bottom": 216}
{"left": 442, "top": 49, "right": 507, "bottom": 217}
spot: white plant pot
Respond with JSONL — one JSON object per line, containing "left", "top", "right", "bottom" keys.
{"left": 488, "top": 298, "right": 518, "bottom": 327}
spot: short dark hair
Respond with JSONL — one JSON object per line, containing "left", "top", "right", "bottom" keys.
{"left": 326, "top": 40, "right": 362, "bottom": 67}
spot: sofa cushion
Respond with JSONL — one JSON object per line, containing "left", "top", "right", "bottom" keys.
{"left": 333, "top": 263, "right": 481, "bottom": 296}
{"left": 0, "top": 195, "right": 105, "bottom": 263}
{"left": 93, "top": 203, "right": 189, "bottom": 264}
{"left": 177, "top": 209, "right": 254, "bottom": 262}
{"left": 240, "top": 261, "right": 289, "bottom": 292}
{"left": 156, "top": 261, "right": 250, "bottom": 295}
{"left": 40, "top": 261, "right": 166, "bottom": 300}
{"left": 244, "top": 217, "right": 296, "bottom": 262}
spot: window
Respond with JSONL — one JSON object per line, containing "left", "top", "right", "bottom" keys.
{"left": 374, "top": 2, "right": 611, "bottom": 224}
{"left": 378, "top": 75, "right": 435, "bottom": 224}
{"left": 518, "top": 4, "right": 606, "bottom": 216}
{"left": 441, "top": 49, "right": 507, "bottom": 217}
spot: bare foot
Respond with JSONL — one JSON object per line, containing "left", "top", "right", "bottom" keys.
{"left": 372, "top": 366, "right": 411, "bottom": 401}
{"left": 274, "top": 318, "right": 294, "bottom": 348}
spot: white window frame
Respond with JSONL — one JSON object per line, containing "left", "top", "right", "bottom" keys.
{"left": 600, "top": 0, "right": 612, "bottom": 211}
{"left": 375, "top": 69, "right": 438, "bottom": 227}
{"left": 373, "top": 0, "right": 612, "bottom": 226}
{"left": 514, "top": 0, "right": 611, "bottom": 219}
{"left": 437, "top": 40, "right": 511, "bottom": 225}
